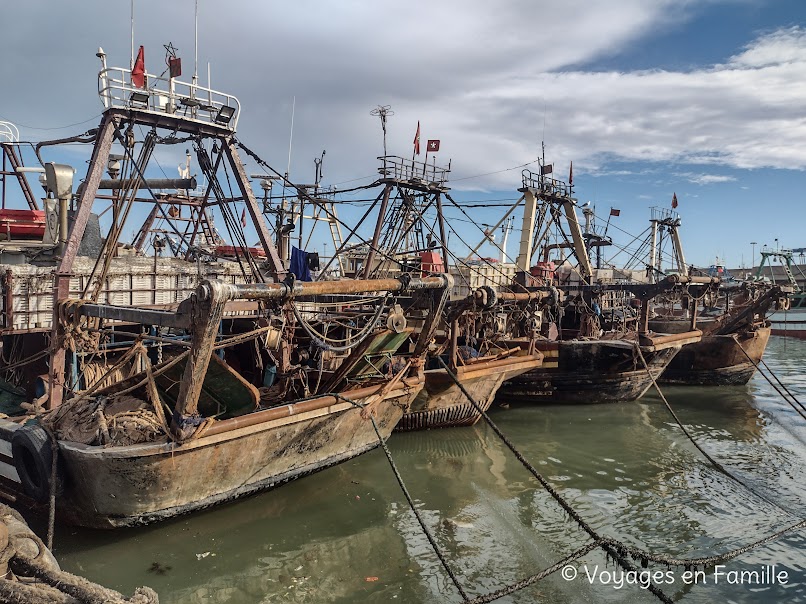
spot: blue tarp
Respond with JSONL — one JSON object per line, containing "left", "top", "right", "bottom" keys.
{"left": 290, "top": 246, "right": 312, "bottom": 281}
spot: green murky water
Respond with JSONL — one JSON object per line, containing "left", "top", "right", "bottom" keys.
{"left": 51, "top": 336, "right": 806, "bottom": 603}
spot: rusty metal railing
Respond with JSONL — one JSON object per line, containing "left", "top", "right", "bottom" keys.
{"left": 377, "top": 156, "right": 450, "bottom": 188}
{"left": 521, "top": 169, "right": 570, "bottom": 198}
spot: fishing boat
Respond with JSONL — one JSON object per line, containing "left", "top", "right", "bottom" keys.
{"left": 307, "top": 154, "right": 543, "bottom": 428}
{"left": 636, "top": 209, "right": 783, "bottom": 385}
{"left": 0, "top": 49, "right": 451, "bottom": 528}
{"left": 497, "top": 301, "right": 701, "bottom": 403}
{"left": 399, "top": 287, "right": 544, "bottom": 430}
{"left": 648, "top": 285, "right": 783, "bottom": 385}
{"left": 490, "top": 167, "right": 701, "bottom": 404}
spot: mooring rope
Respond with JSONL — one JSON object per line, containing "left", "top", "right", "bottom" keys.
{"left": 433, "top": 356, "right": 675, "bottom": 603}
{"left": 462, "top": 540, "right": 602, "bottom": 604}
{"left": 635, "top": 344, "right": 800, "bottom": 518}
{"left": 38, "top": 423, "right": 59, "bottom": 552}
{"left": 760, "top": 356, "right": 804, "bottom": 408}
{"left": 732, "top": 337, "right": 806, "bottom": 418}
{"left": 331, "top": 394, "right": 470, "bottom": 600}
{"left": 437, "top": 353, "right": 806, "bottom": 601}
{"left": 597, "top": 516, "right": 806, "bottom": 568}
{"left": 335, "top": 393, "right": 614, "bottom": 604}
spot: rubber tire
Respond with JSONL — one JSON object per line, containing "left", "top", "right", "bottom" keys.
{"left": 11, "top": 424, "right": 56, "bottom": 504}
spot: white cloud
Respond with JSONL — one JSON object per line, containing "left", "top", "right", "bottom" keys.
{"left": 1, "top": 0, "right": 803, "bottom": 193}
{"left": 677, "top": 173, "right": 737, "bottom": 185}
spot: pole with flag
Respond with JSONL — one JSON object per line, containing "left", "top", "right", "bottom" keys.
{"left": 672, "top": 192, "right": 678, "bottom": 209}
{"left": 604, "top": 207, "right": 620, "bottom": 237}
{"left": 569, "top": 161, "right": 573, "bottom": 194}
{"left": 423, "top": 139, "right": 440, "bottom": 176}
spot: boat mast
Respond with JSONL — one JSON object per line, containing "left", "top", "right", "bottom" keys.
{"left": 500, "top": 216, "right": 514, "bottom": 264}
{"left": 130, "top": 0, "right": 135, "bottom": 68}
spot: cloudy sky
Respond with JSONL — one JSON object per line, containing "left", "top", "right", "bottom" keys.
{"left": 1, "top": 0, "right": 805, "bottom": 269}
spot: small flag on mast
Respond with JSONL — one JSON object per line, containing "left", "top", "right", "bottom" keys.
{"left": 427, "top": 139, "right": 440, "bottom": 152}
{"left": 413, "top": 121, "right": 421, "bottom": 156}
{"left": 131, "top": 45, "right": 146, "bottom": 89}
{"left": 540, "top": 164, "right": 553, "bottom": 175}
{"left": 569, "top": 161, "right": 573, "bottom": 186}
{"left": 169, "top": 57, "right": 182, "bottom": 78}
{"left": 671, "top": 192, "right": 678, "bottom": 209}
{"left": 610, "top": 208, "right": 620, "bottom": 216}
{"left": 240, "top": 207, "right": 247, "bottom": 228}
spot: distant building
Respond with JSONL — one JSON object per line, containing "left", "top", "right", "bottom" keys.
{"left": 728, "top": 264, "right": 806, "bottom": 290}
{"left": 450, "top": 261, "right": 517, "bottom": 300}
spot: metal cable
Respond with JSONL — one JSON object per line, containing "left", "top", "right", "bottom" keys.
{"left": 291, "top": 296, "right": 389, "bottom": 353}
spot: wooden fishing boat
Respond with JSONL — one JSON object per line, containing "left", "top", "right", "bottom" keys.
{"left": 648, "top": 285, "right": 784, "bottom": 385}
{"left": 0, "top": 50, "right": 452, "bottom": 528}
{"left": 639, "top": 213, "right": 785, "bottom": 385}
{"left": 498, "top": 333, "right": 700, "bottom": 404}
{"left": 768, "top": 309, "right": 806, "bottom": 339}
{"left": 399, "top": 352, "right": 543, "bottom": 429}
{"left": 317, "top": 156, "right": 544, "bottom": 429}
{"left": 469, "top": 168, "right": 704, "bottom": 404}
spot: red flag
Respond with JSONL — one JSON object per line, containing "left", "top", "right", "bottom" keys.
{"left": 240, "top": 207, "right": 247, "bottom": 228}
{"left": 610, "top": 208, "right": 620, "bottom": 217}
{"left": 569, "top": 161, "right": 573, "bottom": 186}
{"left": 413, "top": 121, "right": 421, "bottom": 155}
{"left": 131, "top": 46, "right": 146, "bottom": 89}
{"left": 540, "top": 164, "right": 553, "bottom": 175}
{"left": 426, "top": 139, "right": 440, "bottom": 152}
{"left": 672, "top": 192, "right": 678, "bottom": 209}
{"left": 168, "top": 57, "right": 182, "bottom": 78}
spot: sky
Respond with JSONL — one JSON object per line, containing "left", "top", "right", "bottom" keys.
{"left": 1, "top": 0, "right": 805, "bottom": 270}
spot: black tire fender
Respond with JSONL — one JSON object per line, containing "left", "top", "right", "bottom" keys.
{"left": 480, "top": 285, "right": 497, "bottom": 309}
{"left": 11, "top": 424, "right": 61, "bottom": 503}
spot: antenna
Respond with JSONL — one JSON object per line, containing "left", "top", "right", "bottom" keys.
{"left": 286, "top": 96, "right": 296, "bottom": 180}
{"left": 370, "top": 105, "right": 394, "bottom": 171}
{"left": 130, "top": 0, "right": 135, "bottom": 68}
{"left": 193, "top": 0, "right": 199, "bottom": 92}
{"left": 314, "top": 150, "right": 326, "bottom": 191}
{"left": 281, "top": 96, "right": 296, "bottom": 210}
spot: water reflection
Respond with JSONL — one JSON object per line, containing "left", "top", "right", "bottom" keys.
{"left": 55, "top": 337, "right": 806, "bottom": 603}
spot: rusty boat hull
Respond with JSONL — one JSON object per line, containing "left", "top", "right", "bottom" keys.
{"left": 657, "top": 327, "right": 771, "bottom": 386}
{"left": 396, "top": 355, "right": 543, "bottom": 431}
{"left": 498, "top": 333, "right": 700, "bottom": 404}
{"left": 0, "top": 379, "right": 421, "bottom": 529}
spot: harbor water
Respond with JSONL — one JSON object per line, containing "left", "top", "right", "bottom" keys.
{"left": 51, "top": 336, "right": 806, "bottom": 603}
